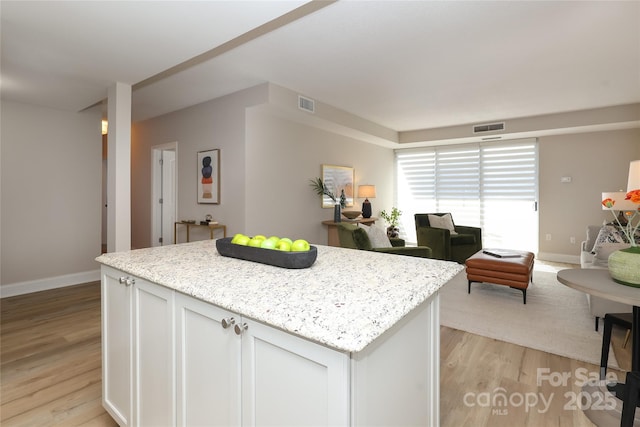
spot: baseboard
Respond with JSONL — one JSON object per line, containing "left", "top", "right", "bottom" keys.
{"left": 536, "top": 252, "right": 580, "bottom": 265}
{"left": 1, "top": 270, "right": 101, "bottom": 298}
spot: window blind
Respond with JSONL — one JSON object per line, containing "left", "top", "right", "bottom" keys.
{"left": 395, "top": 139, "right": 538, "bottom": 250}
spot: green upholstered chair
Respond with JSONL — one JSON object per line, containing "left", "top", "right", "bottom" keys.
{"left": 414, "top": 213, "right": 482, "bottom": 263}
{"left": 336, "top": 223, "right": 432, "bottom": 258}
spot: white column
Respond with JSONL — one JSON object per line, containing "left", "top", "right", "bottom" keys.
{"left": 107, "top": 82, "right": 132, "bottom": 252}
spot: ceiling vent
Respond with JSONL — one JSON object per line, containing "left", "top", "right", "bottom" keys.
{"left": 473, "top": 122, "right": 505, "bottom": 133}
{"left": 298, "top": 95, "right": 315, "bottom": 113}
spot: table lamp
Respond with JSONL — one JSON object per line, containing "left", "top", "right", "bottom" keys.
{"left": 628, "top": 160, "right": 640, "bottom": 192}
{"left": 358, "top": 185, "right": 376, "bottom": 218}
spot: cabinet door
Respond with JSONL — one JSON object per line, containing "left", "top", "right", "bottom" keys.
{"left": 102, "top": 266, "right": 133, "bottom": 427}
{"left": 241, "top": 319, "right": 350, "bottom": 426}
{"left": 133, "top": 278, "right": 175, "bottom": 426}
{"left": 175, "top": 293, "right": 241, "bottom": 426}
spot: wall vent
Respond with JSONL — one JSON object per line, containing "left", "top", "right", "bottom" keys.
{"left": 298, "top": 95, "right": 315, "bottom": 113}
{"left": 473, "top": 122, "right": 505, "bottom": 133}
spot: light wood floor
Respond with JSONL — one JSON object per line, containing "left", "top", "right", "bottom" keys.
{"left": 0, "top": 282, "right": 631, "bottom": 426}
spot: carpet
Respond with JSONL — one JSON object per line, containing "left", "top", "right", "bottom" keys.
{"left": 439, "top": 262, "right": 619, "bottom": 368}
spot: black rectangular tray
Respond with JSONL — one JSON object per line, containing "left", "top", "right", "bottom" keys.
{"left": 215, "top": 237, "right": 317, "bottom": 269}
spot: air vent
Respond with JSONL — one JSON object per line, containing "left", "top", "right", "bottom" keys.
{"left": 298, "top": 95, "right": 315, "bottom": 113}
{"left": 473, "top": 122, "right": 505, "bottom": 133}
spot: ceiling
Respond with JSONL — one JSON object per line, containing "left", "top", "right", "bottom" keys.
{"left": 2, "top": 1, "right": 639, "bottom": 132}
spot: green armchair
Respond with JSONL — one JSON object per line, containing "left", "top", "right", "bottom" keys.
{"left": 336, "top": 223, "right": 432, "bottom": 258}
{"left": 414, "top": 213, "right": 482, "bottom": 263}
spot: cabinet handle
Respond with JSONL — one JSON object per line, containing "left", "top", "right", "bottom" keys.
{"left": 119, "top": 276, "right": 127, "bottom": 284}
{"left": 221, "top": 317, "right": 235, "bottom": 329}
{"left": 234, "top": 323, "right": 248, "bottom": 335}
{"left": 125, "top": 277, "right": 135, "bottom": 286}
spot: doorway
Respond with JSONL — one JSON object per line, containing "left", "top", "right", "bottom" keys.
{"left": 151, "top": 142, "right": 178, "bottom": 246}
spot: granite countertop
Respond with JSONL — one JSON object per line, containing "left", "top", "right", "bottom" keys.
{"left": 96, "top": 240, "right": 463, "bottom": 353}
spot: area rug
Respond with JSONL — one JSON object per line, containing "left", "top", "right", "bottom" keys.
{"left": 439, "top": 262, "right": 619, "bottom": 368}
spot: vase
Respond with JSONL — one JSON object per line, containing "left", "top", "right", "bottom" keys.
{"left": 333, "top": 204, "right": 341, "bottom": 223}
{"left": 608, "top": 246, "right": 640, "bottom": 288}
{"left": 387, "top": 226, "right": 399, "bottom": 238}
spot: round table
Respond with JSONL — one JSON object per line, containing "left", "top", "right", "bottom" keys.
{"left": 557, "top": 268, "right": 639, "bottom": 426}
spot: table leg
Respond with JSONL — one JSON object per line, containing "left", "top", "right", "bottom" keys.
{"left": 186, "top": 224, "right": 190, "bottom": 242}
{"left": 606, "top": 305, "right": 639, "bottom": 408}
{"left": 633, "top": 305, "right": 639, "bottom": 372}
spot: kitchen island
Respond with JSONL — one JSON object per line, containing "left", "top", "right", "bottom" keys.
{"left": 96, "top": 240, "right": 463, "bottom": 427}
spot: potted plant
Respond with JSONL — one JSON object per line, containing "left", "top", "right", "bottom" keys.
{"left": 380, "top": 207, "right": 402, "bottom": 238}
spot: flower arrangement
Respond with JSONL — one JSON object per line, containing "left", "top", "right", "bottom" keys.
{"left": 602, "top": 189, "right": 640, "bottom": 247}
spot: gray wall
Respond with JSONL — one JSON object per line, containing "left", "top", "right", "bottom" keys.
{"left": 538, "top": 128, "right": 640, "bottom": 261}
{"left": 131, "top": 86, "right": 395, "bottom": 249}
{"left": 1, "top": 90, "right": 638, "bottom": 293}
{"left": 1, "top": 100, "right": 102, "bottom": 288}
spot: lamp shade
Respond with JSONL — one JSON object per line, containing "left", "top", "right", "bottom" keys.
{"left": 627, "top": 160, "right": 640, "bottom": 192}
{"left": 358, "top": 185, "right": 376, "bottom": 199}
{"left": 602, "top": 191, "right": 637, "bottom": 211}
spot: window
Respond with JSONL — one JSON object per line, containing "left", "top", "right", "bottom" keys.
{"left": 395, "top": 139, "right": 538, "bottom": 251}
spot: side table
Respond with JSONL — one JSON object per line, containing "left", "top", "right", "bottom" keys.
{"left": 321, "top": 218, "right": 376, "bottom": 247}
{"left": 174, "top": 222, "right": 227, "bottom": 244}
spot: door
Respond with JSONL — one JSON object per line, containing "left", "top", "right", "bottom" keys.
{"left": 152, "top": 142, "right": 177, "bottom": 246}
{"left": 161, "top": 150, "right": 176, "bottom": 244}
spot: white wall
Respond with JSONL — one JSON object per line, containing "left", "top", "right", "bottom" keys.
{"left": 1, "top": 100, "right": 102, "bottom": 292}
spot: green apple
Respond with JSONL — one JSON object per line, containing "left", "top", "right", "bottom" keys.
{"left": 278, "top": 237, "right": 293, "bottom": 245}
{"left": 253, "top": 235, "right": 267, "bottom": 241}
{"left": 248, "top": 237, "right": 264, "bottom": 248}
{"left": 231, "top": 233, "right": 247, "bottom": 244}
{"left": 275, "top": 239, "right": 292, "bottom": 251}
{"left": 261, "top": 238, "right": 278, "bottom": 250}
{"left": 291, "top": 239, "right": 310, "bottom": 252}
{"left": 233, "top": 235, "right": 250, "bottom": 246}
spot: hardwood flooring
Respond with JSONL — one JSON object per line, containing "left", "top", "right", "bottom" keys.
{"left": 0, "top": 282, "right": 631, "bottom": 426}
{"left": 1, "top": 282, "right": 117, "bottom": 427}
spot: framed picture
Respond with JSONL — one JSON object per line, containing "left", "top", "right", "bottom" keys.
{"left": 321, "top": 165, "right": 354, "bottom": 208}
{"left": 197, "top": 149, "right": 220, "bottom": 204}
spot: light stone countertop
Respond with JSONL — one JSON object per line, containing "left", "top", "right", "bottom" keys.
{"left": 96, "top": 240, "right": 464, "bottom": 353}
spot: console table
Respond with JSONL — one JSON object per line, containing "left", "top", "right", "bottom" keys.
{"left": 174, "top": 222, "right": 227, "bottom": 244}
{"left": 321, "top": 218, "right": 376, "bottom": 247}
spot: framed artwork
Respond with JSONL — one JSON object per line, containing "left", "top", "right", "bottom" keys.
{"left": 321, "top": 165, "right": 354, "bottom": 208}
{"left": 197, "top": 149, "right": 220, "bottom": 204}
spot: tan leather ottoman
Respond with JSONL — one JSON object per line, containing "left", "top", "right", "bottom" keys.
{"left": 465, "top": 249, "right": 535, "bottom": 304}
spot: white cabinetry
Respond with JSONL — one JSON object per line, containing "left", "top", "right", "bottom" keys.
{"left": 240, "top": 318, "right": 349, "bottom": 426}
{"left": 133, "top": 279, "right": 175, "bottom": 426}
{"left": 102, "top": 266, "right": 132, "bottom": 426}
{"left": 175, "top": 293, "right": 241, "bottom": 426}
{"left": 101, "top": 266, "right": 175, "bottom": 427}
{"left": 104, "top": 266, "right": 351, "bottom": 426}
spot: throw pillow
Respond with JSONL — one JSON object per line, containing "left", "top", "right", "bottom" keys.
{"left": 358, "top": 223, "right": 392, "bottom": 248}
{"left": 428, "top": 213, "right": 458, "bottom": 235}
{"left": 591, "top": 225, "right": 640, "bottom": 253}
